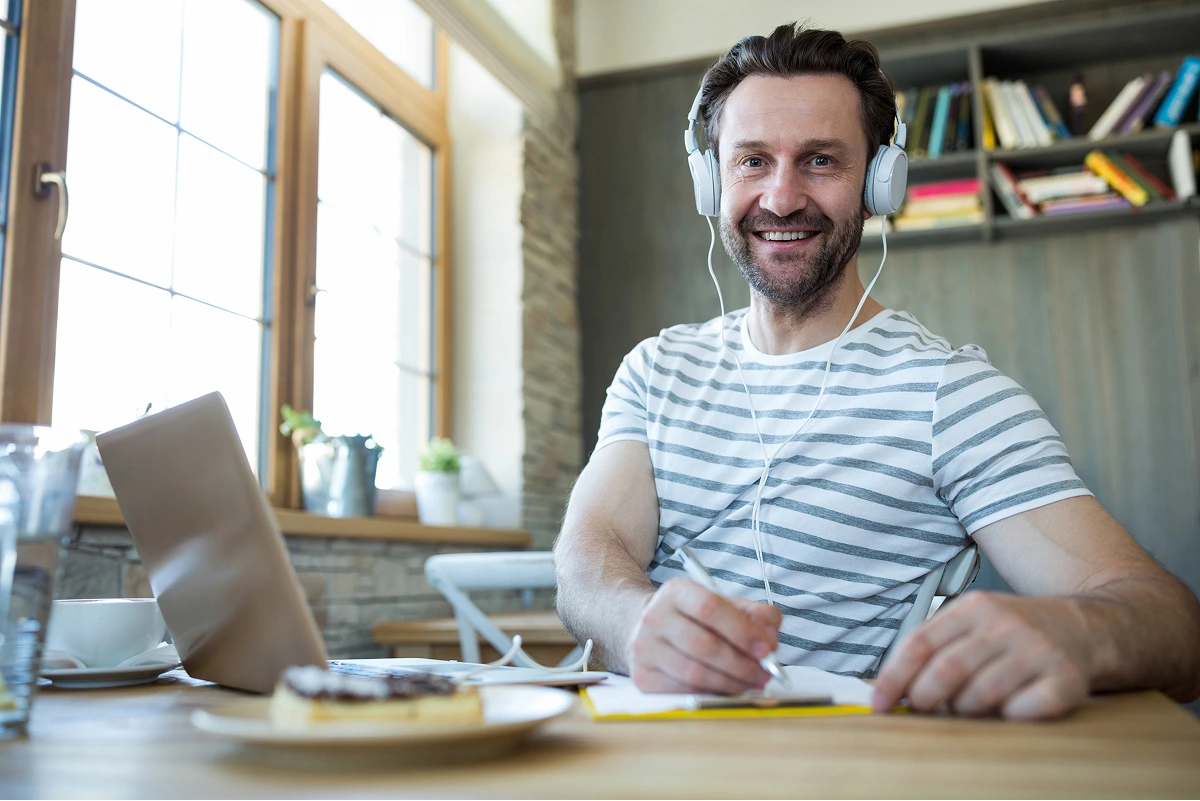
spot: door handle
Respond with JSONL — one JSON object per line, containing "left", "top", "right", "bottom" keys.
{"left": 34, "top": 163, "right": 69, "bottom": 241}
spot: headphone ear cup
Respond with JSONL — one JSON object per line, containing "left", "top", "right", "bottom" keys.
{"left": 864, "top": 145, "right": 908, "bottom": 217}
{"left": 688, "top": 149, "right": 720, "bottom": 217}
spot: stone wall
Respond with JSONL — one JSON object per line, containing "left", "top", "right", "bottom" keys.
{"left": 61, "top": 527, "right": 541, "bottom": 658}
{"left": 520, "top": 0, "right": 583, "bottom": 550}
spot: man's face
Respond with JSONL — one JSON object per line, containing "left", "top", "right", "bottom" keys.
{"left": 717, "top": 73, "right": 871, "bottom": 309}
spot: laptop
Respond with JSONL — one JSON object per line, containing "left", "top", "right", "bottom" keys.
{"left": 96, "top": 392, "right": 607, "bottom": 693}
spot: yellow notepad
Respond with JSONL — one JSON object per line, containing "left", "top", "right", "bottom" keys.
{"left": 581, "top": 667, "right": 886, "bottom": 721}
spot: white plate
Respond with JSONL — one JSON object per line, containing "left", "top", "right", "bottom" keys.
{"left": 40, "top": 661, "right": 182, "bottom": 689}
{"left": 192, "top": 685, "right": 576, "bottom": 767}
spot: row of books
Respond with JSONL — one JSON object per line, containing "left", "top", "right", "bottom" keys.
{"left": 899, "top": 56, "right": 1199, "bottom": 157}
{"left": 890, "top": 178, "right": 983, "bottom": 231}
{"left": 992, "top": 133, "right": 1196, "bottom": 219}
{"left": 895, "top": 83, "right": 973, "bottom": 160}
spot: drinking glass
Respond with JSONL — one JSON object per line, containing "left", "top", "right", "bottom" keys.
{"left": 0, "top": 425, "right": 85, "bottom": 738}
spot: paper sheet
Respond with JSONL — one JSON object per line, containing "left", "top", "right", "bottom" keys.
{"left": 585, "top": 666, "right": 874, "bottom": 717}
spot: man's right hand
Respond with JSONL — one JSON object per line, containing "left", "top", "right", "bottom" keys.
{"left": 626, "top": 577, "right": 783, "bottom": 694}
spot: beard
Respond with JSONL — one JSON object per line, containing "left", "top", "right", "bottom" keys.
{"left": 719, "top": 205, "right": 865, "bottom": 312}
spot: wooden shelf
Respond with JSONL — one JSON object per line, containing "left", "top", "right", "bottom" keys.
{"left": 988, "top": 124, "right": 1200, "bottom": 170}
{"left": 991, "top": 199, "right": 1196, "bottom": 238}
{"left": 861, "top": 223, "right": 983, "bottom": 250}
{"left": 72, "top": 495, "right": 532, "bottom": 548}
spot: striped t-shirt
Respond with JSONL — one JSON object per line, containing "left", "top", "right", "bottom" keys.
{"left": 595, "top": 307, "right": 1091, "bottom": 678}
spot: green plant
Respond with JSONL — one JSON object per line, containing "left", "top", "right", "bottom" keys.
{"left": 279, "top": 405, "right": 323, "bottom": 449}
{"left": 418, "top": 437, "right": 461, "bottom": 473}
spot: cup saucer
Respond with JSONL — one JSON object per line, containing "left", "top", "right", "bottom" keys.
{"left": 40, "top": 661, "right": 182, "bottom": 689}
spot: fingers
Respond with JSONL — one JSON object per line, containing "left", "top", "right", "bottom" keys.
{"left": 872, "top": 598, "right": 979, "bottom": 712}
{"left": 903, "top": 635, "right": 1008, "bottom": 713}
{"left": 1002, "top": 673, "right": 1086, "bottom": 721}
{"left": 669, "top": 580, "right": 777, "bottom": 660}
{"left": 635, "top": 634, "right": 767, "bottom": 695}
{"left": 732, "top": 596, "right": 784, "bottom": 633}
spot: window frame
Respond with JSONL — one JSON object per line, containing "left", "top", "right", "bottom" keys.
{"left": 0, "top": 0, "right": 454, "bottom": 513}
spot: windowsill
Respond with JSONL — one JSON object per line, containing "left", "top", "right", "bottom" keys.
{"left": 72, "top": 495, "right": 531, "bottom": 548}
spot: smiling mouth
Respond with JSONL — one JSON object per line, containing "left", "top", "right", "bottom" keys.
{"left": 755, "top": 230, "right": 818, "bottom": 241}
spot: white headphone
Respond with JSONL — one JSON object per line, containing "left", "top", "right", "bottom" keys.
{"left": 684, "top": 81, "right": 908, "bottom": 217}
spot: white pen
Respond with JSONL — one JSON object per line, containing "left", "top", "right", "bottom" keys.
{"left": 677, "top": 545, "right": 792, "bottom": 689}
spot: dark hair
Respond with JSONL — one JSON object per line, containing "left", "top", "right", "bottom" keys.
{"left": 699, "top": 23, "right": 895, "bottom": 162}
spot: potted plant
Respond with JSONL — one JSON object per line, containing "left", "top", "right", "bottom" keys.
{"left": 414, "top": 438, "right": 460, "bottom": 526}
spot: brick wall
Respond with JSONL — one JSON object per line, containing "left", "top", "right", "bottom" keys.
{"left": 62, "top": 527, "right": 541, "bottom": 658}
{"left": 521, "top": 0, "right": 582, "bottom": 550}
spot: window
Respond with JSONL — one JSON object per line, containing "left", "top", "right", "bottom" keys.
{"left": 53, "top": 0, "right": 277, "bottom": 469}
{"left": 0, "top": 0, "right": 452, "bottom": 512}
{"left": 313, "top": 71, "right": 435, "bottom": 489}
{"left": 0, "top": 2, "right": 19, "bottom": 272}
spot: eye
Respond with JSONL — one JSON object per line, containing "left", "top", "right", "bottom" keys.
{"left": 812, "top": 155, "right": 832, "bottom": 167}
{"left": 745, "top": 157, "right": 765, "bottom": 168}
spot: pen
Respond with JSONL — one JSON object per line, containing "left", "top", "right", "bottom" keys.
{"left": 676, "top": 545, "right": 792, "bottom": 689}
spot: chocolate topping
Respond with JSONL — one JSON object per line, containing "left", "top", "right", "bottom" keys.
{"left": 281, "top": 665, "right": 458, "bottom": 701}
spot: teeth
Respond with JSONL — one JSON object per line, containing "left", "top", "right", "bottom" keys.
{"left": 760, "top": 231, "right": 813, "bottom": 241}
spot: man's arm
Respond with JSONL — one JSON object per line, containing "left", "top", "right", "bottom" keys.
{"left": 554, "top": 440, "right": 781, "bottom": 693}
{"left": 873, "top": 496, "right": 1200, "bottom": 719}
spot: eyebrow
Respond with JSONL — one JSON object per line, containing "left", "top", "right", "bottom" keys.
{"left": 727, "top": 138, "right": 852, "bottom": 155}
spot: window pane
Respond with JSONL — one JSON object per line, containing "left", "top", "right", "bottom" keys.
{"left": 313, "top": 68, "right": 437, "bottom": 489}
{"left": 322, "top": 0, "right": 434, "bottom": 88}
{"left": 72, "top": 0, "right": 183, "bottom": 121}
{"left": 167, "top": 296, "right": 262, "bottom": 463}
{"left": 63, "top": 76, "right": 176, "bottom": 286}
{"left": 179, "top": 0, "right": 273, "bottom": 169}
{"left": 52, "top": 260, "right": 171, "bottom": 434}
{"left": 173, "top": 134, "right": 265, "bottom": 317}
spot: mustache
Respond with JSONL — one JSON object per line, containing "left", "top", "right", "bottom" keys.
{"left": 738, "top": 210, "right": 831, "bottom": 235}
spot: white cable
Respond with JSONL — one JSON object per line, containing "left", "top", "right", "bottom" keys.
{"left": 704, "top": 215, "right": 890, "bottom": 609}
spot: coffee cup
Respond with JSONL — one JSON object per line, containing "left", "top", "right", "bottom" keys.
{"left": 45, "top": 598, "right": 167, "bottom": 668}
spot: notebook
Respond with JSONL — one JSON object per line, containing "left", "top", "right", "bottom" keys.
{"left": 581, "top": 666, "right": 885, "bottom": 721}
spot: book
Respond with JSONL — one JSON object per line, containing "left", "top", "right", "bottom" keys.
{"left": 1114, "top": 70, "right": 1172, "bottom": 135}
{"left": 892, "top": 210, "right": 983, "bottom": 231}
{"left": 1032, "top": 85, "right": 1071, "bottom": 140}
{"left": 1168, "top": 129, "right": 1197, "bottom": 199}
{"left": 1084, "top": 149, "right": 1149, "bottom": 206}
{"left": 942, "top": 84, "right": 962, "bottom": 155}
{"left": 901, "top": 87, "right": 920, "bottom": 126}
{"left": 910, "top": 87, "right": 935, "bottom": 158}
{"left": 902, "top": 194, "right": 982, "bottom": 216}
{"left": 1014, "top": 80, "right": 1053, "bottom": 146}
{"left": 1040, "top": 194, "right": 1132, "bottom": 215}
{"left": 955, "top": 84, "right": 973, "bottom": 151}
{"left": 1017, "top": 171, "right": 1110, "bottom": 203}
{"left": 980, "top": 85, "right": 997, "bottom": 150}
{"left": 1088, "top": 75, "right": 1148, "bottom": 140}
{"left": 1118, "top": 152, "right": 1177, "bottom": 201}
{"left": 1107, "top": 152, "right": 1165, "bottom": 202}
{"left": 1153, "top": 56, "right": 1200, "bottom": 128}
{"left": 1003, "top": 81, "right": 1038, "bottom": 148}
{"left": 907, "top": 177, "right": 981, "bottom": 199}
{"left": 990, "top": 162, "right": 1037, "bottom": 220}
{"left": 983, "top": 78, "right": 1020, "bottom": 150}
{"left": 927, "top": 85, "right": 952, "bottom": 159}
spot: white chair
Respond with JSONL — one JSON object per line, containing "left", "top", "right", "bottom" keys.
{"left": 884, "top": 543, "right": 981, "bottom": 661}
{"left": 426, "top": 544, "right": 979, "bottom": 671}
{"left": 424, "top": 552, "right": 584, "bottom": 668}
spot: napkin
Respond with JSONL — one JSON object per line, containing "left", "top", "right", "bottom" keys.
{"left": 41, "top": 642, "right": 180, "bottom": 671}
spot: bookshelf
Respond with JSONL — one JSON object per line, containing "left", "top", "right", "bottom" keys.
{"left": 861, "top": 4, "right": 1200, "bottom": 250}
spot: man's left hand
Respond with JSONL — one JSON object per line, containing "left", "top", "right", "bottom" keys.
{"left": 871, "top": 591, "right": 1092, "bottom": 720}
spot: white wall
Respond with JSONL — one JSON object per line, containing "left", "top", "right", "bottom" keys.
{"left": 448, "top": 42, "right": 526, "bottom": 528}
{"left": 576, "top": 0, "right": 1047, "bottom": 77}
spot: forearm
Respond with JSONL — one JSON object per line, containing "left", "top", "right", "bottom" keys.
{"left": 1076, "top": 569, "right": 1200, "bottom": 702}
{"left": 554, "top": 522, "right": 655, "bottom": 674}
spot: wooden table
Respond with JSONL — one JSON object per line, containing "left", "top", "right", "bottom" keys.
{"left": 2, "top": 671, "right": 1199, "bottom": 798}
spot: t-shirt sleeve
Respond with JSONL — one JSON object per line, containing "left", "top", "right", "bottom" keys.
{"left": 593, "top": 337, "right": 657, "bottom": 453}
{"left": 931, "top": 346, "right": 1092, "bottom": 534}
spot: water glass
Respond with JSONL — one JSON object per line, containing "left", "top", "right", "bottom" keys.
{"left": 0, "top": 425, "right": 85, "bottom": 739}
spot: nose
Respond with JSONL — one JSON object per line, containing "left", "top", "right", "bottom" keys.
{"left": 759, "top": 163, "right": 808, "bottom": 218}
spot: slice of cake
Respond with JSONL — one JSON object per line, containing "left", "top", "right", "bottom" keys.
{"left": 269, "top": 666, "right": 483, "bottom": 727}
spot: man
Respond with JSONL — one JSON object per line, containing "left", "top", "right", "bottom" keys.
{"left": 554, "top": 23, "right": 1200, "bottom": 720}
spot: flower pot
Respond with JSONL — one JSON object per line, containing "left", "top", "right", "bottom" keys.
{"left": 414, "top": 471, "right": 459, "bottom": 526}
